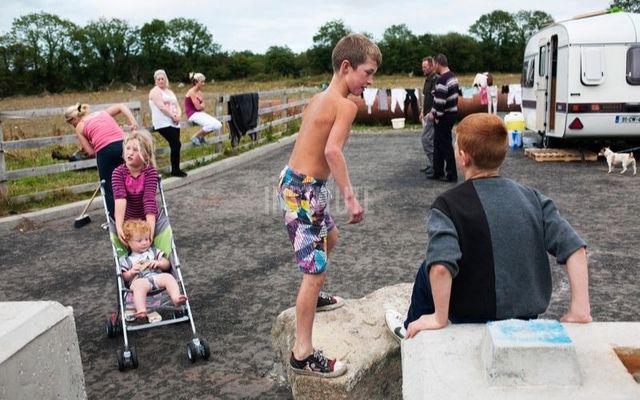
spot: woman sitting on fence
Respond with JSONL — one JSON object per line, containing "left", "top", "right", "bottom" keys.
{"left": 184, "top": 72, "right": 222, "bottom": 146}
{"left": 64, "top": 103, "right": 139, "bottom": 220}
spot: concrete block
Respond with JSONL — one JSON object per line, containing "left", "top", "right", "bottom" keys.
{"left": 0, "top": 301, "right": 87, "bottom": 400}
{"left": 271, "top": 283, "right": 412, "bottom": 399}
{"left": 481, "top": 319, "right": 581, "bottom": 386}
{"left": 402, "top": 322, "right": 640, "bottom": 400}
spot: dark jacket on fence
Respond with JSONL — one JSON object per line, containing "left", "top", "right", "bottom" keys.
{"left": 228, "top": 93, "right": 259, "bottom": 147}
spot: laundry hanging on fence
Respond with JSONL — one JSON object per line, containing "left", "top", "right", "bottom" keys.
{"left": 508, "top": 84, "right": 522, "bottom": 106}
{"left": 228, "top": 92, "right": 259, "bottom": 147}
{"left": 362, "top": 88, "right": 379, "bottom": 114}
{"left": 390, "top": 88, "right": 407, "bottom": 113}
{"left": 377, "top": 89, "right": 389, "bottom": 111}
{"left": 404, "top": 89, "right": 420, "bottom": 123}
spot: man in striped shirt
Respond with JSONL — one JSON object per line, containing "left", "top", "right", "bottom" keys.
{"left": 427, "top": 54, "right": 459, "bottom": 182}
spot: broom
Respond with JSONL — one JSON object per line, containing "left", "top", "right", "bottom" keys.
{"left": 74, "top": 184, "right": 101, "bottom": 228}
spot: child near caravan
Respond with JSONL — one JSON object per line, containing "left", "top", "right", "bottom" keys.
{"left": 119, "top": 219, "right": 186, "bottom": 320}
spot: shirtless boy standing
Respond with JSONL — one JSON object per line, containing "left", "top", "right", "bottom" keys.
{"left": 277, "top": 33, "right": 382, "bottom": 378}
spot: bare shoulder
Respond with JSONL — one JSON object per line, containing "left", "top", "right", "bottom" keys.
{"left": 337, "top": 96, "right": 357, "bottom": 116}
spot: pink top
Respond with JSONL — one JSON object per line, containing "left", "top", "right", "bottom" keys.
{"left": 83, "top": 111, "right": 125, "bottom": 152}
{"left": 112, "top": 164, "right": 159, "bottom": 220}
{"left": 184, "top": 96, "right": 197, "bottom": 118}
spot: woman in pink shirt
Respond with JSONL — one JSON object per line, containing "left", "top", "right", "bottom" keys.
{"left": 65, "top": 103, "right": 139, "bottom": 219}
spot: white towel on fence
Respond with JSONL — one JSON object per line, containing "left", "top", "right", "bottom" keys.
{"left": 363, "top": 88, "right": 379, "bottom": 114}
{"left": 390, "top": 88, "right": 407, "bottom": 113}
{"left": 508, "top": 84, "right": 522, "bottom": 106}
{"left": 378, "top": 89, "right": 388, "bottom": 111}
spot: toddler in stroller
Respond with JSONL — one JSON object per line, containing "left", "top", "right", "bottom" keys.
{"left": 102, "top": 129, "right": 209, "bottom": 370}
{"left": 119, "top": 219, "right": 186, "bottom": 322}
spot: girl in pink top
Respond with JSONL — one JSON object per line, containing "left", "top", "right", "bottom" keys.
{"left": 111, "top": 130, "right": 165, "bottom": 245}
{"left": 65, "top": 103, "right": 139, "bottom": 219}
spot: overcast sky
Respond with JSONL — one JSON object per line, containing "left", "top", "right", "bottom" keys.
{"left": 1, "top": 0, "right": 613, "bottom": 53}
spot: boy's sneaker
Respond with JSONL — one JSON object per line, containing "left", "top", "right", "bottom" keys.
{"left": 290, "top": 349, "right": 347, "bottom": 378}
{"left": 316, "top": 291, "right": 344, "bottom": 312}
{"left": 191, "top": 136, "right": 201, "bottom": 146}
{"left": 385, "top": 309, "right": 406, "bottom": 343}
{"left": 199, "top": 136, "right": 207, "bottom": 144}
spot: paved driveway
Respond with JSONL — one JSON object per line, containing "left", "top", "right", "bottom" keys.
{"left": 1, "top": 132, "right": 638, "bottom": 399}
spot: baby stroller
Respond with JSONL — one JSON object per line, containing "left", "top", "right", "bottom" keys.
{"left": 100, "top": 177, "right": 210, "bottom": 371}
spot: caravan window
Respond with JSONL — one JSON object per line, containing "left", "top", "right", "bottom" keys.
{"left": 539, "top": 46, "right": 546, "bottom": 77}
{"left": 521, "top": 58, "right": 535, "bottom": 88}
{"left": 581, "top": 46, "right": 605, "bottom": 86}
{"left": 627, "top": 46, "right": 640, "bottom": 85}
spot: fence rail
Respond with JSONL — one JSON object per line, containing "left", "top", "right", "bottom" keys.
{"left": 0, "top": 87, "right": 318, "bottom": 204}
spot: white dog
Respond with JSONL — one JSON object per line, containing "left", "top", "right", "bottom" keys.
{"left": 600, "top": 147, "right": 637, "bottom": 175}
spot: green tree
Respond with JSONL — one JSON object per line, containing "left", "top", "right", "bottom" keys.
{"left": 431, "top": 32, "right": 481, "bottom": 73}
{"left": 514, "top": 10, "right": 554, "bottom": 47}
{"left": 139, "top": 19, "right": 174, "bottom": 82}
{"left": 77, "top": 18, "right": 139, "bottom": 89}
{"left": 469, "top": 10, "right": 520, "bottom": 71}
{"left": 8, "top": 12, "right": 78, "bottom": 93}
{"left": 610, "top": 0, "right": 640, "bottom": 12}
{"left": 227, "top": 50, "right": 261, "bottom": 79}
{"left": 167, "top": 18, "right": 220, "bottom": 78}
{"left": 378, "top": 24, "right": 421, "bottom": 74}
{"left": 264, "top": 45, "right": 298, "bottom": 77}
{"left": 307, "top": 19, "right": 351, "bottom": 74}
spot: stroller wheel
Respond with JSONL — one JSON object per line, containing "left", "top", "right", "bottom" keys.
{"left": 130, "top": 346, "right": 139, "bottom": 369}
{"left": 200, "top": 338, "right": 211, "bottom": 360}
{"left": 117, "top": 350, "right": 126, "bottom": 371}
{"left": 187, "top": 342, "right": 198, "bottom": 363}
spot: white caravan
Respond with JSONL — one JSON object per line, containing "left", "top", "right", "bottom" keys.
{"left": 521, "top": 12, "right": 640, "bottom": 146}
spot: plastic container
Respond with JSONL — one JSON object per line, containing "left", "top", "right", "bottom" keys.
{"left": 391, "top": 117, "right": 405, "bottom": 129}
{"left": 504, "top": 112, "right": 525, "bottom": 132}
{"left": 509, "top": 130, "right": 523, "bottom": 149}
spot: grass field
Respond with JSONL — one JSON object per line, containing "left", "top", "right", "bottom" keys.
{"left": 0, "top": 73, "right": 521, "bottom": 216}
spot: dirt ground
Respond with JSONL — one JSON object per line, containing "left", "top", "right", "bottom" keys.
{"left": 1, "top": 131, "right": 639, "bottom": 399}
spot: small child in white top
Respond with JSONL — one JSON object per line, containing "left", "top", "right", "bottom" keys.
{"left": 119, "top": 219, "right": 186, "bottom": 320}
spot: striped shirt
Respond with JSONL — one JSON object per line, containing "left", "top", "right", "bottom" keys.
{"left": 112, "top": 164, "right": 159, "bottom": 220}
{"left": 432, "top": 70, "right": 459, "bottom": 118}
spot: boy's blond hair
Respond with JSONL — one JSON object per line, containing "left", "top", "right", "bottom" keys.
{"left": 456, "top": 114, "right": 508, "bottom": 170}
{"left": 123, "top": 129, "right": 156, "bottom": 168}
{"left": 122, "top": 219, "right": 151, "bottom": 242}
{"left": 331, "top": 33, "right": 382, "bottom": 72}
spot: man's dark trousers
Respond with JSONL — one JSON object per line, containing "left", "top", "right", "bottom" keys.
{"left": 433, "top": 114, "right": 457, "bottom": 181}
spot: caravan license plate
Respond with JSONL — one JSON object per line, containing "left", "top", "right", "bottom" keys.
{"left": 615, "top": 115, "right": 640, "bottom": 124}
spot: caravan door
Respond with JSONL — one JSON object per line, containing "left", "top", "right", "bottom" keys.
{"left": 535, "top": 39, "right": 549, "bottom": 133}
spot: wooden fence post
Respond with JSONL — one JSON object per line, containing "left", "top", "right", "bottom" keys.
{"left": 281, "top": 91, "right": 289, "bottom": 133}
{"left": 0, "top": 121, "right": 7, "bottom": 205}
{"left": 215, "top": 94, "right": 224, "bottom": 154}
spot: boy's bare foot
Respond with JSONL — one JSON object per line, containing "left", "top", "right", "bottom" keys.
{"left": 172, "top": 294, "right": 187, "bottom": 306}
